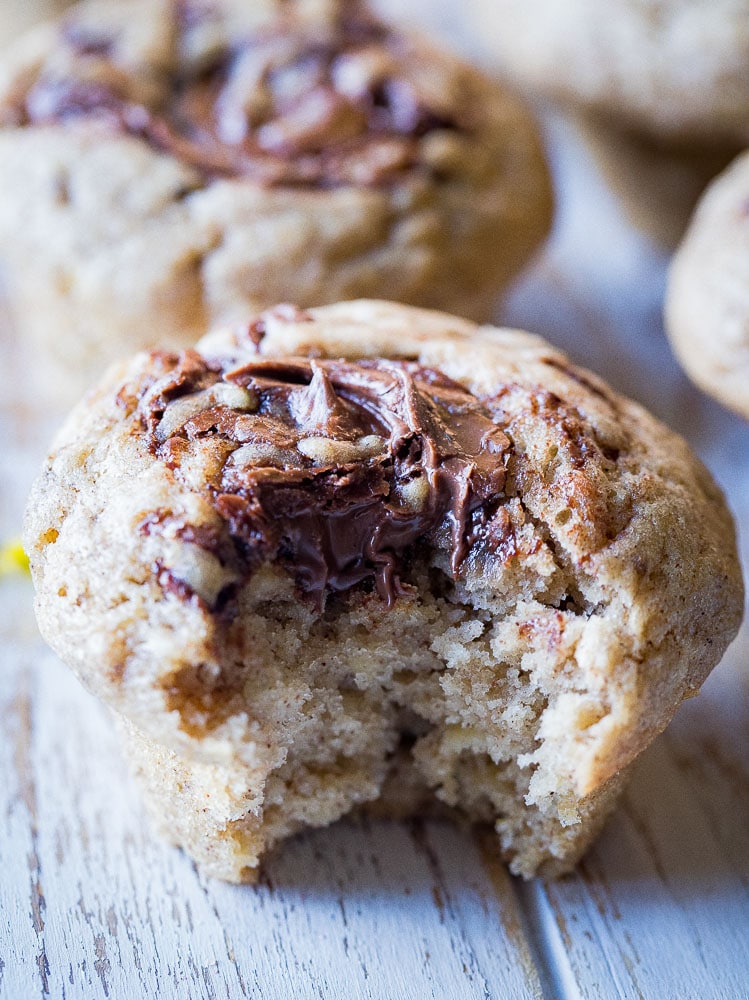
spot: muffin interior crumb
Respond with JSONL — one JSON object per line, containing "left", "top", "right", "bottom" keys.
{"left": 123, "top": 512, "right": 625, "bottom": 882}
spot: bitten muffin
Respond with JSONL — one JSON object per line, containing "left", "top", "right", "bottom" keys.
{"left": 666, "top": 152, "right": 749, "bottom": 419}
{"left": 0, "top": 0, "right": 552, "bottom": 408}
{"left": 24, "top": 301, "right": 743, "bottom": 881}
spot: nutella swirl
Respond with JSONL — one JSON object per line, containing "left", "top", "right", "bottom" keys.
{"left": 9, "top": 1, "right": 466, "bottom": 187}
{"left": 137, "top": 345, "right": 511, "bottom": 607}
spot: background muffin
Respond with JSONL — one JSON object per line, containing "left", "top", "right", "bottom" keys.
{"left": 666, "top": 152, "right": 749, "bottom": 419}
{"left": 375, "top": 0, "right": 749, "bottom": 246}
{"left": 453, "top": 0, "right": 749, "bottom": 143}
{"left": 0, "top": 0, "right": 552, "bottom": 409}
{"left": 463, "top": 0, "right": 749, "bottom": 246}
{"left": 568, "top": 116, "right": 742, "bottom": 249}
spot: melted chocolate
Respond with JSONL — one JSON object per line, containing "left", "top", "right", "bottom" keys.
{"left": 139, "top": 348, "right": 511, "bottom": 607}
{"left": 11, "top": 2, "right": 465, "bottom": 187}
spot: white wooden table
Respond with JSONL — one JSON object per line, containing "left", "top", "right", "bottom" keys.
{"left": 1, "top": 105, "right": 748, "bottom": 999}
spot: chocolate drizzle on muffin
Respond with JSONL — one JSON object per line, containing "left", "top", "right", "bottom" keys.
{"left": 134, "top": 342, "right": 512, "bottom": 606}
{"left": 8, "top": 0, "right": 469, "bottom": 186}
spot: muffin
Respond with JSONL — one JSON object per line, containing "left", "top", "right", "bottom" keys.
{"left": 0, "top": 0, "right": 552, "bottom": 408}
{"left": 24, "top": 300, "right": 744, "bottom": 881}
{"left": 666, "top": 151, "right": 749, "bottom": 419}
{"left": 460, "top": 0, "right": 749, "bottom": 144}
{"left": 450, "top": 0, "right": 749, "bottom": 245}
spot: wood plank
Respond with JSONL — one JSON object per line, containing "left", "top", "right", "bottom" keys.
{"left": 530, "top": 666, "right": 749, "bottom": 1000}
{"left": 0, "top": 584, "right": 542, "bottom": 1000}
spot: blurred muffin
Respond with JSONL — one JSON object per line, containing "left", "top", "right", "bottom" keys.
{"left": 447, "top": 0, "right": 749, "bottom": 246}
{"left": 666, "top": 152, "right": 749, "bottom": 419}
{"left": 459, "top": 0, "right": 749, "bottom": 143}
{"left": 571, "top": 114, "right": 742, "bottom": 248}
{"left": 0, "top": 0, "right": 552, "bottom": 409}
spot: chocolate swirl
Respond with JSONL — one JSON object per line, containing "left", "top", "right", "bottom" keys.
{"left": 10, "top": 1, "right": 466, "bottom": 187}
{"left": 136, "top": 345, "right": 511, "bottom": 607}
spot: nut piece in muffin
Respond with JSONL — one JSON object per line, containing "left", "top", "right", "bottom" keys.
{"left": 0, "top": 0, "right": 552, "bottom": 408}
{"left": 24, "top": 301, "right": 743, "bottom": 881}
{"left": 666, "top": 151, "right": 749, "bottom": 420}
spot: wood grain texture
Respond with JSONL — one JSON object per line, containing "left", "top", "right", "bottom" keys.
{"left": 1, "top": 96, "right": 749, "bottom": 999}
{"left": 0, "top": 595, "right": 543, "bottom": 1000}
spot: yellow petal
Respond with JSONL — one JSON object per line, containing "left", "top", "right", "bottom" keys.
{"left": 0, "top": 538, "right": 30, "bottom": 579}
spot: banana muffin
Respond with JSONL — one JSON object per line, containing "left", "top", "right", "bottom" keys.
{"left": 0, "top": 0, "right": 552, "bottom": 409}
{"left": 24, "top": 301, "right": 743, "bottom": 880}
{"left": 460, "top": 0, "right": 749, "bottom": 145}
{"left": 666, "top": 151, "right": 749, "bottom": 419}
{"left": 447, "top": 0, "right": 749, "bottom": 245}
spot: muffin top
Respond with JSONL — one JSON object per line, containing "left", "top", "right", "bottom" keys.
{"left": 0, "top": 0, "right": 489, "bottom": 187}
{"left": 95, "top": 300, "right": 649, "bottom": 614}
{"left": 133, "top": 340, "right": 512, "bottom": 607}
